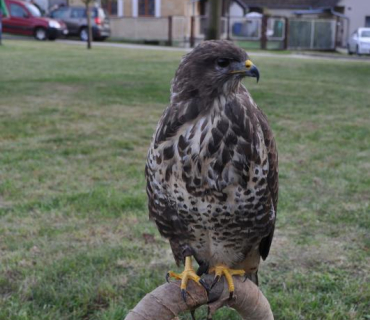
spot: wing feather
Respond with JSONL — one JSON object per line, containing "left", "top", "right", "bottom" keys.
{"left": 238, "top": 87, "right": 278, "bottom": 261}
{"left": 255, "top": 106, "right": 278, "bottom": 260}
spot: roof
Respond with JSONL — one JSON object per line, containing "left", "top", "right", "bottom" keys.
{"left": 238, "top": 0, "right": 340, "bottom": 9}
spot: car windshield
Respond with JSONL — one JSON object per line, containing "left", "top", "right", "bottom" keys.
{"left": 360, "top": 30, "right": 370, "bottom": 38}
{"left": 24, "top": 2, "right": 41, "bottom": 17}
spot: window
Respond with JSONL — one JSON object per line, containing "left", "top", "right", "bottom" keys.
{"left": 139, "top": 0, "right": 154, "bottom": 17}
{"left": 10, "top": 3, "right": 27, "bottom": 18}
{"left": 51, "top": 7, "right": 69, "bottom": 19}
{"left": 101, "top": 0, "right": 116, "bottom": 16}
{"left": 361, "top": 30, "right": 370, "bottom": 38}
{"left": 24, "top": 3, "right": 41, "bottom": 17}
{"left": 366, "top": 16, "right": 370, "bottom": 28}
{"left": 71, "top": 8, "right": 86, "bottom": 19}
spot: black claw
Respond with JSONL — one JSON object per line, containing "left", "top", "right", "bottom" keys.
{"left": 190, "top": 310, "right": 196, "bottom": 320}
{"left": 207, "top": 306, "right": 212, "bottom": 320}
{"left": 181, "top": 289, "right": 187, "bottom": 302}
{"left": 243, "top": 274, "right": 248, "bottom": 282}
{"left": 199, "top": 278, "right": 210, "bottom": 292}
{"left": 165, "top": 272, "right": 170, "bottom": 283}
{"left": 211, "top": 275, "right": 220, "bottom": 289}
{"left": 229, "top": 291, "right": 234, "bottom": 300}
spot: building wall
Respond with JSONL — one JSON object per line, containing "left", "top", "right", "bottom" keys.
{"left": 110, "top": 16, "right": 168, "bottom": 39}
{"left": 263, "top": 8, "right": 300, "bottom": 17}
{"left": 123, "top": 0, "right": 132, "bottom": 17}
{"left": 338, "top": 0, "right": 370, "bottom": 36}
{"left": 161, "top": 0, "right": 187, "bottom": 17}
{"left": 69, "top": 0, "right": 85, "bottom": 6}
{"left": 230, "top": 2, "right": 243, "bottom": 17}
{"left": 118, "top": 0, "right": 199, "bottom": 18}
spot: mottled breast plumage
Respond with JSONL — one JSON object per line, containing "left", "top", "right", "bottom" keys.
{"left": 145, "top": 40, "right": 278, "bottom": 277}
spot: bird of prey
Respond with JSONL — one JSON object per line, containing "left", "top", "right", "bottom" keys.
{"left": 145, "top": 40, "right": 278, "bottom": 300}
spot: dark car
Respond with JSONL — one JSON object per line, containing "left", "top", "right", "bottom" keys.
{"left": 49, "top": 6, "right": 110, "bottom": 41}
{"left": 2, "top": 0, "right": 67, "bottom": 40}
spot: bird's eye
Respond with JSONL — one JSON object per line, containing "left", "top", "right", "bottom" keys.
{"left": 216, "top": 58, "right": 230, "bottom": 68}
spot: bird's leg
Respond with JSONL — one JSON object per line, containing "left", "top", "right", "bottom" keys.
{"left": 209, "top": 264, "right": 245, "bottom": 299}
{"left": 166, "top": 256, "right": 207, "bottom": 302}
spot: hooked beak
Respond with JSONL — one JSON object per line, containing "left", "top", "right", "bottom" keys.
{"left": 230, "top": 59, "right": 260, "bottom": 83}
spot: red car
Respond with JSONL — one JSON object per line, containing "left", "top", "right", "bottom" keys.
{"left": 2, "top": 0, "right": 67, "bottom": 40}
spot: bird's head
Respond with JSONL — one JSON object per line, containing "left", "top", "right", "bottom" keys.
{"left": 171, "top": 40, "right": 259, "bottom": 101}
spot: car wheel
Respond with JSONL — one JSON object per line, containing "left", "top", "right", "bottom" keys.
{"left": 356, "top": 45, "right": 361, "bottom": 56}
{"left": 79, "top": 27, "right": 88, "bottom": 41}
{"left": 34, "top": 27, "right": 47, "bottom": 41}
{"left": 347, "top": 44, "right": 353, "bottom": 55}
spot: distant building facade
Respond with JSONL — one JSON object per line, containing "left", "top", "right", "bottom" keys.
{"left": 226, "top": 0, "right": 370, "bottom": 46}
{"left": 337, "top": 0, "right": 370, "bottom": 36}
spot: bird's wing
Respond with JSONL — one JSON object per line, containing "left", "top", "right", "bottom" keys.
{"left": 238, "top": 88, "right": 278, "bottom": 261}
{"left": 154, "top": 99, "right": 201, "bottom": 147}
{"left": 145, "top": 162, "right": 187, "bottom": 266}
{"left": 256, "top": 107, "right": 278, "bottom": 260}
{"left": 146, "top": 102, "right": 201, "bottom": 266}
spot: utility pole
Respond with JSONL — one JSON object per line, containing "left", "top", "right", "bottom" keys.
{"left": 206, "top": 0, "right": 222, "bottom": 40}
{"left": 82, "top": 0, "right": 93, "bottom": 49}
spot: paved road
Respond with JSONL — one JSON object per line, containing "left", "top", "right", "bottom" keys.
{"left": 2, "top": 35, "right": 369, "bottom": 63}
{"left": 57, "top": 39, "right": 370, "bottom": 63}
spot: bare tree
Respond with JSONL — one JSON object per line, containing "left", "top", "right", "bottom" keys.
{"left": 81, "top": 0, "right": 93, "bottom": 49}
{"left": 124, "top": 275, "right": 274, "bottom": 320}
{"left": 206, "top": 0, "right": 222, "bottom": 40}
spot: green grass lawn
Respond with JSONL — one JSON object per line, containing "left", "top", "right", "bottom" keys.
{"left": 0, "top": 40, "right": 369, "bottom": 320}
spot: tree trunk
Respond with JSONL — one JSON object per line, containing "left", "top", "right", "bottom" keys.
{"left": 206, "top": 0, "right": 222, "bottom": 40}
{"left": 124, "top": 275, "right": 274, "bottom": 320}
{"left": 86, "top": 2, "right": 92, "bottom": 49}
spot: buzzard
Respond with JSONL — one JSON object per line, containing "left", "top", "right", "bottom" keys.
{"left": 145, "top": 40, "right": 278, "bottom": 300}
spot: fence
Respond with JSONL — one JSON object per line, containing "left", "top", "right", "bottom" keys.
{"left": 109, "top": 15, "right": 336, "bottom": 50}
{"left": 288, "top": 19, "right": 336, "bottom": 50}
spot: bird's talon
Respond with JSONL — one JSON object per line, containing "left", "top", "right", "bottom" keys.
{"left": 211, "top": 275, "right": 220, "bottom": 289}
{"left": 165, "top": 272, "right": 170, "bottom": 283}
{"left": 209, "top": 265, "right": 245, "bottom": 297}
{"left": 199, "top": 278, "right": 210, "bottom": 292}
{"left": 229, "top": 291, "right": 234, "bottom": 300}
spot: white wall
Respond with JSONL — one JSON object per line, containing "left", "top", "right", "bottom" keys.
{"left": 338, "top": 0, "right": 370, "bottom": 35}
{"left": 230, "top": 2, "right": 243, "bottom": 17}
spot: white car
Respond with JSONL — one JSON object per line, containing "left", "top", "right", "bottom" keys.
{"left": 347, "top": 28, "right": 370, "bottom": 55}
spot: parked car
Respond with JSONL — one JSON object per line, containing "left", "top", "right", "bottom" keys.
{"left": 48, "top": 6, "right": 110, "bottom": 41}
{"left": 2, "top": 0, "right": 68, "bottom": 40}
{"left": 347, "top": 28, "right": 370, "bottom": 55}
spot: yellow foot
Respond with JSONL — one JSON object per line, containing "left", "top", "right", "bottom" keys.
{"left": 209, "top": 265, "right": 245, "bottom": 299}
{"left": 166, "top": 256, "right": 206, "bottom": 301}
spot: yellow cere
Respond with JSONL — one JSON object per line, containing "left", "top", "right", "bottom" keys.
{"left": 245, "top": 60, "right": 253, "bottom": 69}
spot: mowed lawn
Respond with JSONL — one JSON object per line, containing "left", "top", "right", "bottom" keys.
{"left": 0, "top": 40, "right": 369, "bottom": 320}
